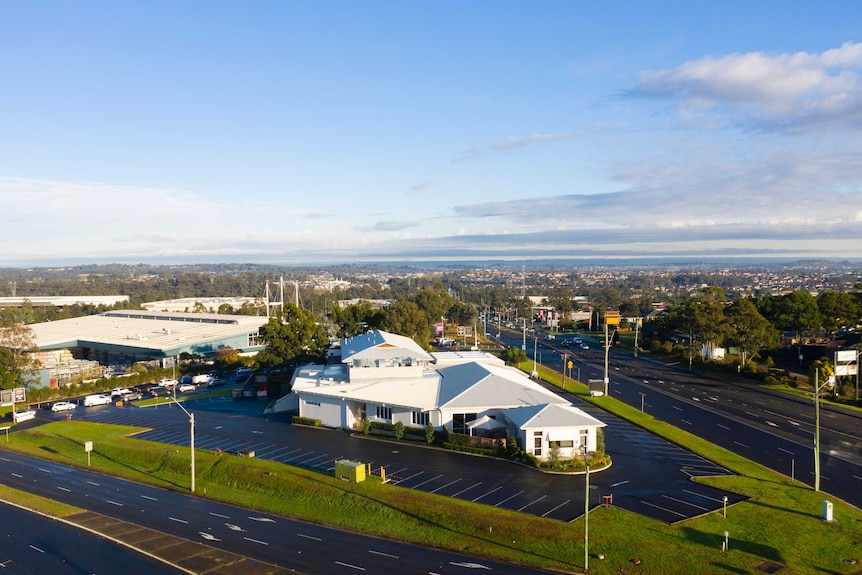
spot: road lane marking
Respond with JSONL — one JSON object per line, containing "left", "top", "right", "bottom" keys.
{"left": 717, "top": 424, "right": 730, "bottom": 430}
{"left": 86, "top": 480, "right": 100, "bottom": 486}
{"left": 611, "top": 480, "right": 629, "bottom": 487}
{"left": 169, "top": 517, "right": 188, "bottom": 524}
{"left": 778, "top": 447, "right": 794, "bottom": 455}
{"left": 106, "top": 500, "right": 123, "bottom": 506}
{"left": 11, "top": 473, "right": 22, "bottom": 478}
{"left": 38, "top": 468, "right": 51, "bottom": 473}
{"left": 57, "top": 486, "right": 71, "bottom": 492}
{"left": 29, "top": 545, "right": 44, "bottom": 553}
{"left": 680, "top": 419, "right": 692, "bottom": 426}
{"left": 209, "top": 512, "right": 230, "bottom": 519}
{"left": 297, "top": 533, "right": 322, "bottom": 541}
{"left": 248, "top": 516, "right": 275, "bottom": 523}
{"left": 335, "top": 561, "right": 365, "bottom": 571}
{"left": 244, "top": 537, "right": 269, "bottom": 545}
{"left": 734, "top": 441, "right": 748, "bottom": 448}
{"left": 369, "top": 550, "right": 399, "bottom": 559}
{"left": 140, "top": 495, "right": 157, "bottom": 501}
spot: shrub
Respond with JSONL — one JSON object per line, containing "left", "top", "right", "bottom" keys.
{"left": 291, "top": 416, "right": 321, "bottom": 426}
{"left": 393, "top": 421, "right": 405, "bottom": 441}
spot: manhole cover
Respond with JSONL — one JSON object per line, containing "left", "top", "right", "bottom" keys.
{"left": 755, "top": 561, "right": 784, "bottom": 574}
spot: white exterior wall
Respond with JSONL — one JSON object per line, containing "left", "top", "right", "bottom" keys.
{"left": 300, "top": 397, "right": 345, "bottom": 428}
{"left": 517, "top": 426, "right": 599, "bottom": 461}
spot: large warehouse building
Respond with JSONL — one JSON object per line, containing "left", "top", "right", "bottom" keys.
{"left": 27, "top": 310, "right": 270, "bottom": 388}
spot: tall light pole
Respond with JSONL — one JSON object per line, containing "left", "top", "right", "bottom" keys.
{"left": 171, "top": 396, "right": 196, "bottom": 493}
{"left": 581, "top": 444, "right": 590, "bottom": 571}
{"left": 814, "top": 370, "right": 835, "bottom": 492}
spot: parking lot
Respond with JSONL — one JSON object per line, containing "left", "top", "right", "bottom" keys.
{"left": 47, "top": 390, "right": 746, "bottom": 524}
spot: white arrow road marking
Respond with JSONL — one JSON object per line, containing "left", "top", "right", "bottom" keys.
{"left": 199, "top": 532, "right": 220, "bottom": 541}
{"left": 248, "top": 516, "right": 275, "bottom": 523}
{"left": 449, "top": 562, "right": 491, "bottom": 569}
{"left": 225, "top": 524, "right": 245, "bottom": 532}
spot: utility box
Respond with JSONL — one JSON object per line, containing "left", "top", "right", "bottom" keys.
{"left": 822, "top": 500, "right": 834, "bottom": 521}
{"left": 335, "top": 459, "right": 366, "bottom": 483}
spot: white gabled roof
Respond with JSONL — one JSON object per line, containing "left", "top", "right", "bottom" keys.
{"left": 437, "top": 362, "right": 568, "bottom": 410}
{"left": 341, "top": 330, "right": 434, "bottom": 363}
{"left": 506, "top": 403, "right": 606, "bottom": 430}
{"left": 297, "top": 370, "right": 441, "bottom": 410}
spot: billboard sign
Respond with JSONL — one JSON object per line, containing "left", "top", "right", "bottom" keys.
{"left": 835, "top": 350, "right": 858, "bottom": 363}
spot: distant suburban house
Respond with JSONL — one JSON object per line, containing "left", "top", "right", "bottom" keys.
{"left": 273, "top": 329, "right": 605, "bottom": 460}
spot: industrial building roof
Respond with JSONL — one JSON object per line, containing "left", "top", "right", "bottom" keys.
{"left": 27, "top": 310, "right": 269, "bottom": 357}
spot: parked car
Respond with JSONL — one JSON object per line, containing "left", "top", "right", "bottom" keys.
{"left": 120, "top": 391, "right": 143, "bottom": 401}
{"left": 51, "top": 401, "right": 77, "bottom": 412}
{"left": 207, "top": 376, "right": 224, "bottom": 387}
{"left": 178, "top": 383, "right": 196, "bottom": 393}
{"left": 179, "top": 376, "right": 193, "bottom": 385}
{"left": 147, "top": 386, "right": 169, "bottom": 397}
{"left": 83, "top": 394, "right": 112, "bottom": 407}
{"left": 110, "top": 387, "right": 131, "bottom": 399}
{"left": 133, "top": 382, "right": 156, "bottom": 394}
{"left": 158, "top": 378, "right": 178, "bottom": 388}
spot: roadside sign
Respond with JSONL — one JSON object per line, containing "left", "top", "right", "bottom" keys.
{"left": 605, "top": 311, "right": 621, "bottom": 325}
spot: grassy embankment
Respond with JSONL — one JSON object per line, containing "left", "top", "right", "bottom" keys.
{"left": 2, "top": 364, "right": 862, "bottom": 574}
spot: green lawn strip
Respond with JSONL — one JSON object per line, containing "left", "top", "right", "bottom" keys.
{"left": 0, "top": 483, "right": 83, "bottom": 517}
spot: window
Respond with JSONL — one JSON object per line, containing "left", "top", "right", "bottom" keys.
{"left": 412, "top": 411, "right": 429, "bottom": 426}
{"left": 551, "top": 440, "right": 574, "bottom": 448}
{"left": 452, "top": 413, "right": 477, "bottom": 434}
{"left": 376, "top": 405, "right": 392, "bottom": 421}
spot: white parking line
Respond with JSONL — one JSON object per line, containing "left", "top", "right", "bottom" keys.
{"left": 412, "top": 474, "right": 444, "bottom": 489}
{"left": 542, "top": 499, "right": 571, "bottom": 517}
{"left": 640, "top": 500, "right": 686, "bottom": 518}
{"left": 662, "top": 494, "right": 708, "bottom": 511}
{"left": 472, "top": 486, "right": 503, "bottom": 502}
{"left": 494, "top": 490, "right": 524, "bottom": 507}
{"left": 518, "top": 495, "right": 547, "bottom": 512}
{"left": 431, "top": 478, "right": 461, "bottom": 493}
{"left": 451, "top": 482, "right": 482, "bottom": 498}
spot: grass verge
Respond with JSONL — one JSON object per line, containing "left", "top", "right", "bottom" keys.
{"left": 0, "top": 483, "right": 83, "bottom": 517}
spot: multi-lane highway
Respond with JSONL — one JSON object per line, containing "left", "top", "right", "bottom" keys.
{"left": 500, "top": 329, "right": 862, "bottom": 510}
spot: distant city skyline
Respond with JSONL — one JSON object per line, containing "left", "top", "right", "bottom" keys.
{"left": 2, "top": 2, "right": 862, "bottom": 266}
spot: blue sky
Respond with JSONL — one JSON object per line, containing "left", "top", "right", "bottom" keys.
{"left": 2, "top": 2, "right": 861, "bottom": 265}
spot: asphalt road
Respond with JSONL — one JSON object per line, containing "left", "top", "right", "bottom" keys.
{"left": 0, "top": 499, "right": 181, "bottom": 575}
{"left": 501, "top": 329, "right": 862, "bottom": 511}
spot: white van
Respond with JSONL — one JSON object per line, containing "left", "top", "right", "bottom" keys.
{"left": 84, "top": 394, "right": 112, "bottom": 407}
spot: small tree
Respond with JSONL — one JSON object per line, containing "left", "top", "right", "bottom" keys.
{"left": 548, "top": 442, "right": 561, "bottom": 470}
{"left": 500, "top": 346, "right": 527, "bottom": 366}
{"left": 362, "top": 418, "right": 371, "bottom": 435}
{"left": 393, "top": 421, "right": 405, "bottom": 441}
{"left": 424, "top": 422, "right": 435, "bottom": 445}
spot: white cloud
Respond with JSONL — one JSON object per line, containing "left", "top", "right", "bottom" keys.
{"left": 634, "top": 42, "right": 862, "bottom": 131}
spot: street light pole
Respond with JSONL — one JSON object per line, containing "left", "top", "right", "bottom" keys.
{"left": 585, "top": 459, "right": 590, "bottom": 571}
{"left": 170, "top": 396, "right": 196, "bottom": 493}
{"left": 814, "top": 370, "right": 835, "bottom": 492}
